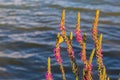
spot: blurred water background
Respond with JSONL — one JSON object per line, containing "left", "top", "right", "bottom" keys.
{"left": 0, "top": 0, "right": 119, "bottom": 80}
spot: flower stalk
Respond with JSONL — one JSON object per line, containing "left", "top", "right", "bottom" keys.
{"left": 46, "top": 57, "right": 53, "bottom": 80}
{"left": 75, "top": 12, "right": 95, "bottom": 80}
{"left": 92, "top": 10, "right": 108, "bottom": 80}
{"left": 54, "top": 32, "right": 66, "bottom": 80}
{"left": 60, "top": 9, "right": 79, "bottom": 80}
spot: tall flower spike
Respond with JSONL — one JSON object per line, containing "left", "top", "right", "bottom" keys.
{"left": 92, "top": 10, "right": 110, "bottom": 80}
{"left": 92, "top": 10, "right": 99, "bottom": 36}
{"left": 60, "top": 9, "right": 66, "bottom": 35}
{"left": 54, "top": 32, "right": 66, "bottom": 80}
{"left": 75, "top": 13, "right": 87, "bottom": 62}
{"left": 60, "top": 10, "right": 79, "bottom": 80}
{"left": 92, "top": 10, "right": 102, "bottom": 64}
{"left": 75, "top": 12, "right": 83, "bottom": 44}
{"left": 46, "top": 57, "right": 53, "bottom": 80}
{"left": 54, "top": 32, "right": 63, "bottom": 64}
{"left": 75, "top": 12, "right": 91, "bottom": 80}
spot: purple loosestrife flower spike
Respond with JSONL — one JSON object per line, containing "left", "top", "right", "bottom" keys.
{"left": 59, "top": 10, "right": 79, "bottom": 80}
{"left": 75, "top": 12, "right": 86, "bottom": 62}
{"left": 75, "top": 12, "right": 83, "bottom": 44}
{"left": 60, "top": 9, "right": 66, "bottom": 35}
{"left": 54, "top": 32, "right": 63, "bottom": 64}
{"left": 54, "top": 32, "right": 66, "bottom": 80}
{"left": 75, "top": 12, "right": 94, "bottom": 80}
{"left": 92, "top": 10, "right": 109, "bottom": 80}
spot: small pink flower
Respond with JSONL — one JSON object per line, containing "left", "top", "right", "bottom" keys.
{"left": 75, "top": 30, "right": 83, "bottom": 43}
{"left": 46, "top": 72, "right": 53, "bottom": 80}
{"left": 71, "top": 49, "right": 75, "bottom": 58}
{"left": 59, "top": 24, "right": 65, "bottom": 31}
{"left": 54, "top": 48, "right": 62, "bottom": 64}
{"left": 99, "top": 49, "right": 103, "bottom": 57}
{"left": 100, "top": 49, "right": 102, "bottom": 53}
{"left": 89, "top": 64, "right": 93, "bottom": 74}
{"left": 92, "top": 29, "right": 98, "bottom": 35}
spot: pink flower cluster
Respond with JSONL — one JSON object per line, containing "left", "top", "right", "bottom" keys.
{"left": 88, "top": 64, "right": 93, "bottom": 74}
{"left": 92, "top": 29, "right": 98, "bottom": 35}
{"left": 98, "top": 49, "right": 103, "bottom": 58}
{"left": 75, "top": 30, "right": 83, "bottom": 43}
{"left": 46, "top": 72, "right": 53, "bottom": 80}
{"left": 83, "top": 63, "right": 93, "bottom": 80}
{"left": 54, "top": 47, "right": 62, "bottom": 64}
{"left": 59, "top": 24, "right": 65, "bottom": 31}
